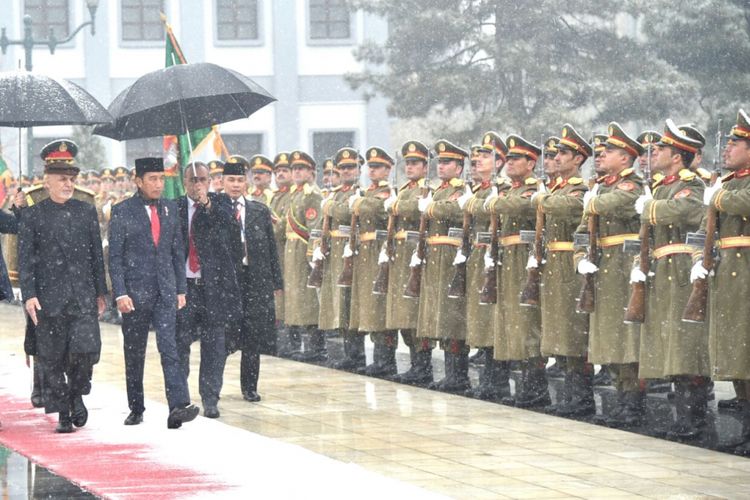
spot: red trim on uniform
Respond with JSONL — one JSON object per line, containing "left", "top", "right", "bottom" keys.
{"left": 661, "top": 175, "right": 678, "bottom": 185}
{"left": 736, "top": 168, "right": 750, "bottom": 178}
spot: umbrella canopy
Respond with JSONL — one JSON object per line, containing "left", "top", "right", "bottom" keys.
{"left": 93, "top": 62, "right": 276, "bottom": 141}
{"left": 0, "top": 70, "right": 112, "bottom": 127}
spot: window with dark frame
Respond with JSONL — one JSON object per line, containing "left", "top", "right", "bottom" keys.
{"left": 309, "top": 0, "right": 350, "bottom": 40}
{"left": 121, "top": 0, "right": 165, "bottom": 42}
{"left": 312, "top": 130, "right": 355, "bottom": 183}
{"left": 221, "top": 133, "right": 264, "bottom": 158}
{"left": 24, "top": 0, "right": 70, "bottom": 39}
{"left": 216, "top": 0, "right": 259, "bottom": 41}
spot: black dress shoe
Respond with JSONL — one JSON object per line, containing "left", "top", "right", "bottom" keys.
{"left": 56, "top": 413, "right": 74, "bottom": 434}
{"left": 243, "top": 391, "right": 261, "bottom": 402}
{"left": 167, "top": 404, "right": 200, "bottom": 429}
{"left": 204, "top": 405, "right": 220, "bottom": 419}
{"left": 124, "top": 411, "right": 143, "bottom": 426}
{"left": 71, "top": 396, "right": 88, "bottom": 428}
{"left": 30, "top": 391, "right": 44, "bottom": 409}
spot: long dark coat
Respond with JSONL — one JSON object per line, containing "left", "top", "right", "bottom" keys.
{"left": 0, "top": 210, "right": 18, "bottom": 302}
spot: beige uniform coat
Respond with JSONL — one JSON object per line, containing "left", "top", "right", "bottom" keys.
{"left": 465, "top": 181, "right": 495, "bottom": 348}
{"left": 270, "top": 186, "right": 292, "bottom": 321}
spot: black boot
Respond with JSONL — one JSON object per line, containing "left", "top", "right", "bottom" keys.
{"left": 443, "top": 344, "right": 470, "bottom": 393}
{"left": 606, "top": 391, "right": 644, "bottom": 428}
{"left": 501, "top": 361, "right": 522, "bottom": 406}
{"left": 544, "top": 370, "right": 571, "bottom": 415}
{"left": 294, "top": 329, "right": 327, "bottom": 363}
{"left": 71, "top": 395, "right": 88, "bottom": 428}
{"left": 546, "top": 358, "right": 565, "bottom": 379}
{"left": 556, "top": 369, "right": 596, "bottom": 418}
{"left": 594, "top": 390, "right": 623, "bottom": 425}
{"left": 56, "top": 412, "right": 74, "bottom": 433}
{"left": 278, "top": 326, "right": 302, "bottom": 358}
{"left": 515, "top": 360, "right": 551, "bottom": 408}
{"left": 396, "top": 349, "right": 433, "bottom": 387}
{"left": 468, "top": 349, "right": 486, "bottom": 366}
{"left": 330, "top": 334, "right": 366, "bottom": 371}
{"left": 733, "top": 401, "right": 750, "bottom": 456}
{"left": 428, "top": 350, "right": 456, "bottom": 391}
{"left": 466, "top": 349, "right": 509, "bottom": 401}
{"left": 593, "top": 365, "right": 613, "bottom": 386}
{"left": 391, "top": 345, "right": 417, "bottom": 383}
{"left": 31, "top": 362, "right": 44, "bottom": 408}
{"left": 378, "top": 334, "right": 398, "bottom": 378}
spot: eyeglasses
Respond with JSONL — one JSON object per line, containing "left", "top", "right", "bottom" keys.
{"left": 188, "top": 177, "right": 209, "bottom": 184}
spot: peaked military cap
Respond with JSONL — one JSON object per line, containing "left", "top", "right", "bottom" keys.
{"left": 506, "top": 134, "right": 542, "bottom": 161}
{"left": 657, "top": 118, "right": 703, "bottom": 154}
{"left": 366, "top": 146, "right": 395, "bottom": 166}
{"left": 480, "top": 131, "right": 507, "bottom": 159}
{"left": 208, "top": 160, "right": 224, "bottom": 175}
{"left": 470, "top": 144, "right": 483, "bottom": 160}
{"left": 88, "top": 169, "right": 101, "bottom": 179}
{"left": 636, "top": 130, "right": 662, "bottom": 149}
{"left": 114, "top": 166, "right": 129, "bottom": 179}
{"left": 335, "top": 147, "right": 364, "bottom": 168}
{"left": 606, "top": 122, "right": 644, "bottom": 157}
{"left": 544, "top": 136, "right": 560, "bottom": 157}
{"left": 591, "top": 134, "right": 608, "bottom": 155}
{"left": 134, "top": 157, "right": 164, "bottom": 177}
{"left": 676, "top": 123, "right": 706, "bottom": 149}
{"left": 728, "top": 109, "right": 750, "bottom": 140}
{"left": 79, "top": 170, "right": 89, "bottom": 181}
{"left": 322, "top": 158, "right": 337, "bottom": 173}
{"left": 100, "top": 167, "right": 115, "bottom": 180}
{"left": 401, "top": 141, "right": 430, "bottom": 161}
{"left": 223, "top": 155, "right": 250, "bottom": 176}
{"left": 289, "top": 150, "right": 316, "bottom": 170}
{"left": 250, "top": 154, "right": 274, "bottom": 173}
{"left": 434, "top": 140, "right": 468, "bottom": 161}
{"left": 558, "top": 124, "right": 593, "bottom": 158}
{"left": 41, "top": 139, "right": 79, "bottom": 175}
{"left": 273, "top": 152, "right": 290, "bottom": 169}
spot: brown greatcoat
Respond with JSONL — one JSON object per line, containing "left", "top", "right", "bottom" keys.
{"left": 350, "top": 181, "right": 390, "bottom": 332}
{"left": 270, "top": 185, "right": 292, "bottom": 321}
{"left": 465, "top": 181, "right": 495, "bottom": 348}
{"left": 283, "top": 182, "right": 322, "bottom": 326}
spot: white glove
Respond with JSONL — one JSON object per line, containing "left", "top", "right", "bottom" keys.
{"left": 703, "top": 180, "right": 722, "bottom": 206}
{"left": 526, "top": 255, "right": 539, "bottom": 269}
{"left": 635, "top": 193, "right": 652, "bottom": 215}
{"left": 418, "top": 192, "right": 433, "bottom": 213}
{"left": 383, "top": 188, "right": 397, "bottom": 212}
{"left": 577, "top": 258, "right": 598, "bottom": 274}
{"left": 312, "top": 246, "right": 326, "bottom": 262}
{"left": 630, "top": 267, "right": 647, "bottom": 283}
{"left": 348, "top": 190, "right": 362, "bottom": 209}
{"left": 483, "top": 186, "right": 499, "bottom": 210}
{"left": 483, "top": 250, "right": 495, "bottom": 270}
{"left": 583, "top": 183, "right": 600, "bottom": 211}
{"left": 409, "top": 251, "right": 423, "bottom": 268}
{"left": 530, "top": 182, "right": 547, "bottom": 204}
{"left": 378, "top": 247, "right": 389, "bottom": 265}
{"left": 690, "top": 260, "right": 711, "bottom": 282}
{"left": 457, "top": 185, "right": 472, "bottom": 209}
{"left": 342, "top": 244, "right": 354, "bottom": 258}
{"left": 452, "top": 250, "right": 467, "bottom": 265}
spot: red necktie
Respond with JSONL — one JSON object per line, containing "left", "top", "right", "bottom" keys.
{"left": 150, "top": 204, "right": 160, "bottom": 247}
{"left": 234, "top": 200, "right": 241, "bottom": 222}
{"left": 188, "top": 216, "right": 200, "bottom": 272}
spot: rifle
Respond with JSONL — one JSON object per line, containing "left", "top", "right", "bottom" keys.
{"left": 372, "top": 197, "right": 395, "bottom": 295}
{"left": 576, "top": 152, "right": 599, "bottom": 314}
{"left": 403, "top": 182, "right": 430, "bottom": 298}
{"left": 337, "top": 193, "right": 359, "bottom": 288}
{"left": 520, "top": 135, "right": 546, "bottom": 307}
{"left": 478, "top": 207, "right": 499, "bottom": 304}
{"left": 682, "top": 119, "right": 723, "bottom": 323}
{"left": 306, "top": 204, "right": 331, "bottom": 289}
{"left": 447, "top": 208, "right": 471, "bottom": 298}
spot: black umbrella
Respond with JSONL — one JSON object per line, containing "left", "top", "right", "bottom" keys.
{"left": 0, "top": 70, "right": 112, "bottom": 176}
{"left": 93, "top": 62, "right": 276, "bottom": 141}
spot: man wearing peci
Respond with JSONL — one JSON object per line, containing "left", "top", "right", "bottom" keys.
{"left": 176, "top": 162, "right": 243, "bottom": 418}
{"left": 108, "top": 157, "right": 199, "bottom": 429}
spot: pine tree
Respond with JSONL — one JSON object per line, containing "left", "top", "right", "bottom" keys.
{"left": 70, "top": 126, "right": 108, "bottom": 172}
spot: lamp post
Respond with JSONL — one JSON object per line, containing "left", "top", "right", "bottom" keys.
{"left": 0, "top": 0, "right": 100, "bottom": 175}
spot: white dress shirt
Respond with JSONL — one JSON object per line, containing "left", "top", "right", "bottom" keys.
{"left": 185, "top": 196, "right": 202, "bottom": 278}
{"left": 232, "top": 196, "right": 249, "bottom": 265}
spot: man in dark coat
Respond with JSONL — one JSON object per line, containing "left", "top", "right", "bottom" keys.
{"left": 18, "top": 139, "right": 107, "bottom": 433}
{"left": 223, "top": 156, "right": 283, "bottom": 402}
{"left": 176, "top": 162, "right": 243, "bottom": 418}
{"left": 108, "top": 157, "right": 199, "bottom": 429}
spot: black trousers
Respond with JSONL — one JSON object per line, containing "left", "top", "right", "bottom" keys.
{"left": 240, "top": 266, "right": 275, "bottom": 395}
{"left": 177, "top": 279, "right": 227, "bottom": 406}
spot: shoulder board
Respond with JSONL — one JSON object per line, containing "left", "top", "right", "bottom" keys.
{"left": 696, "top": 167, "right": 712, "bottom": 180}
{"left": 332, "top": 185, "right": 343, "bottom": 192}
{"left": 290, "top": 184, "right": 298, "bottom": 194}
{"left": 75, "top": 185, "right": 96, "bottom": 196}
{"left": 377, "top": 180, "right": 389, "bottom": 188}
{"left": 449, "top": 178, "right": 464, "bottom": 188}
{"left": 678, "top": 169, "right": 696, "bottom": 182}
{"left": 399, "top": 180, "right": 411, "bottom": 191}
{"left": 721, "top": 171, "right": 736, "bottom": 183}
{"left": 417, "top": 178, "right": 426, "bottom": 188}
{"left": 568, "top": 177, "right": 583, "bottom": 185}
{"left": 471, "top": 184, "right": 482, "bottom": 193}
{"left": 23, "top": 185, "right": 44, "bottom": 195}
{"left": 303, "top": 183, "right": 313, "bottom": 195}
{"left": 620, "top": 167, "right": 635, "bottom": 178}
{"left": 524, "top": 177, "right": 539, "bottom": 186}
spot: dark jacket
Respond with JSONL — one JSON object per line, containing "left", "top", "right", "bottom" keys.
{"left": 18, "top": 198, "right": 107, "bottom": 316}
{"left": 229, "top": 198, "right": 283, "bottom": 353}
{"left": 178, "top": 193, "right": 243, "bottom": 328}
{"left": 108, "top": 193, "right": 186, "bottom": 307}
{"left": 0, "top": 210, "right": 19, "bottom": 302}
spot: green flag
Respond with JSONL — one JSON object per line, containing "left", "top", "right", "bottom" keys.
{"left": 161, "top": 15, "right": 212, "bottom": 199}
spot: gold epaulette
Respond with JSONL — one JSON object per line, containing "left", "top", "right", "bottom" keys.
{"left": 651, "top": 172, "right": 665, "bottom": 188}
{"left": 679, "top": 169, "right": 696, "bottom": 182}
{"left": 303, "top": 183, "right": 313, "bottom": 195}
{"left": 449, "top": 178, "right": 464, "bottom": 188}
{"left": 496, "top": 176, "right": 511, "bottom": 186}
{"left": 696, "top": 167, "right": 712, "bottom": 181}
{"left": 290, "top": 184, "right": 298, "bottom": 194}
{"left": 620, "top": 167, "right": 635, "bottom": 178}
{"left": 331, "top": 184, "right": 343, "bottom": 192}
{"left": 378, "top": 180, "right": 389, "bottom": 188}
{"left": 23, "top": 185, "right": 45, "bottom": 207}
{"left": 75, "top": 185, "right": 96, "bottom": 196}
{"left": 524, "top": 177, "right": 539, "bottom": 185}
{"left": 568, "top": 177, "right": 583, "bottom": 185}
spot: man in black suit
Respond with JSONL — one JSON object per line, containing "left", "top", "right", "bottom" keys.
{"left": 176, "top": 162, "right": 243, "bottom": 418}
{"left": 108, "top": 157, "right": 199, "bottom": 429}
{"left": 18, "top": 139, "right": 107, "bottom": 433}
{"left": 223, "top": 156, "right": 283, "bottom": 402}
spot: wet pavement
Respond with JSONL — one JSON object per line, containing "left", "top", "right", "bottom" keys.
{"left": 0, "top": 446, "right": 97, "bottom": 499}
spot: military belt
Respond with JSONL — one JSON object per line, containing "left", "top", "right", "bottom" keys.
{"left": 472, "top": 242, "right": 490, "bottom": 249}
{"left": 329, "top": 230, "right": 350, "bottom": 238}
{"left": 547, "top": 241, "right": 575, "bottom": 252}
{"left": 717, "top": 236, "right": 750, "bottom": 249}
{"left": 500, "top": 234, "right": 525, "bottom": 246}
{"left": 652, "top": 243, "right": 694, "bottom": 259}
{"left": 359, "top": 231, "right": 378, "bottom": 242}
{"left": 426, "top": 235, "right": 462, "bottom": 247}
{"left": 599, "top": 233, "right": 639, "bottom": 248}
{"left": 394, "top": 230, "right": 409, "bottom": 240}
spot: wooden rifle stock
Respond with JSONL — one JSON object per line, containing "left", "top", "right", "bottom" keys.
{"left": 372, "top": 213, "right": 395, "bottom": 295}
{"left": 479, "top": 211, "right": 499, "bottom": 304}
{"left": 337, "top": 211, "right": 358, "bottom": 287}
{"left": 447, "top": 210, "right": 471, "bottom": 298}
{"left": 576, "top": 213, "right": 598, "bottom": 313}
{"left": 403, "top": 187, "right": 429, "bottom": 298}
{"left": 306, "top": 209, "right": 331, "bottom": 289}
{"left": 623, "top": 221, "right": 649, "bottom": 323}
{"left": 682, "top": 204, "right": 717, "bottom": 323}
{"left": 520, "top": 203, "right": 544, "bottom": 307}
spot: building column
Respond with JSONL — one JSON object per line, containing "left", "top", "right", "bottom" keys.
{"left": 272, "top": 0, "right": 299, "bottom": 152}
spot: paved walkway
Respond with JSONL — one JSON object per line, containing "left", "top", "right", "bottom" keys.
{"left": 1, "top": 303, "right": 749, "bottom": 499}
